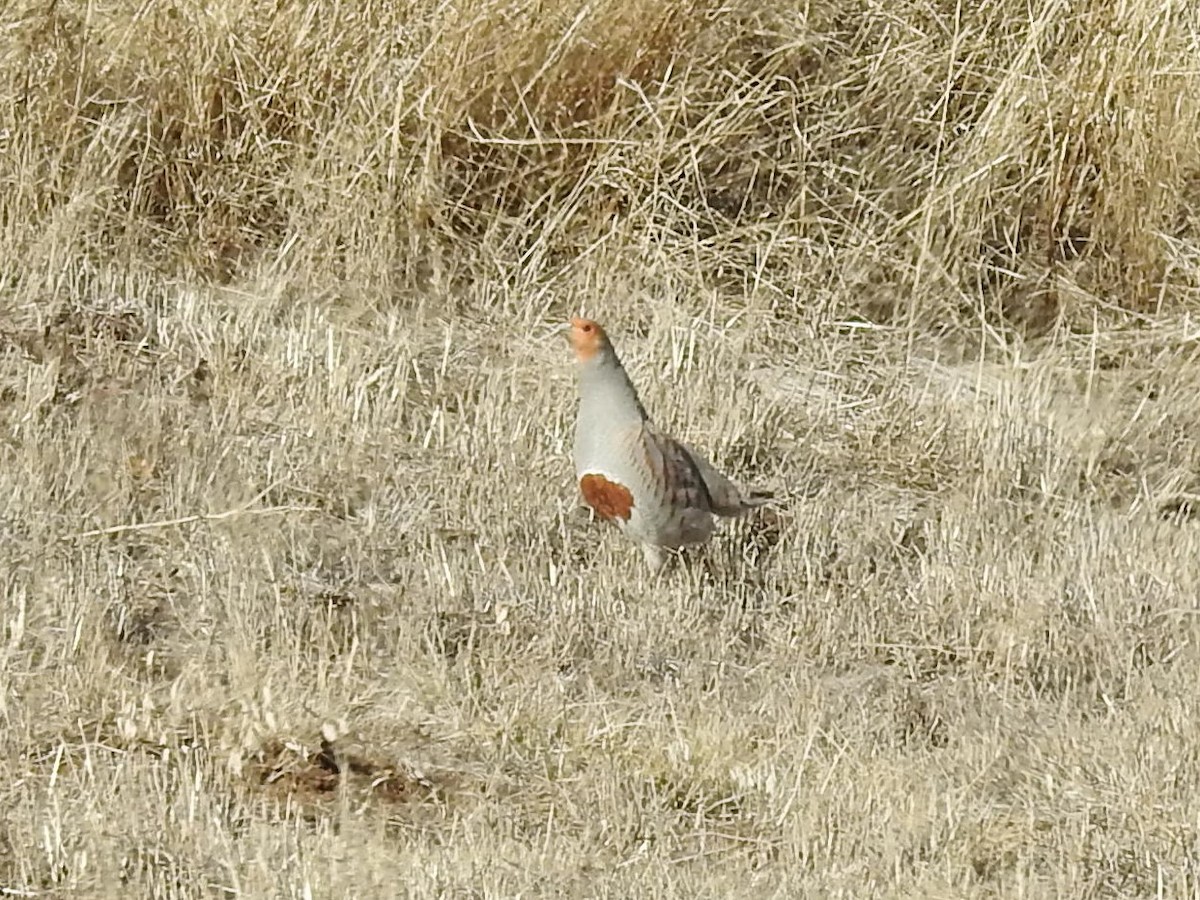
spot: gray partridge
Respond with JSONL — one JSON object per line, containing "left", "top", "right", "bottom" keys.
{"left": 566, "top": 317, "right": 769, "bottom": 570}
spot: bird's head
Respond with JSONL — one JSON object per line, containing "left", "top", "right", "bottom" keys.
{"left": 566, "top": 317, "right": 613, "bottom": 364}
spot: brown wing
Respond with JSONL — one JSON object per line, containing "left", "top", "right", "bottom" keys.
{"left": 680, "top": 442, "right": 771, "bottom": 516}
{"left": 639, "top": 423, "right": 714, "bottom": 513}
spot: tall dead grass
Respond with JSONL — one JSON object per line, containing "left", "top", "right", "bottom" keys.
{"left": 4, "top": 0, "right": 1197, "bottom": 322}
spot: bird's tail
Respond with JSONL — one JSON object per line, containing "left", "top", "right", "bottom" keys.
{"left": 684, "top": 445, "right": 773, "bottom": 518}
{"left": 741, "top": 488, "right": 774, "bottom": 508}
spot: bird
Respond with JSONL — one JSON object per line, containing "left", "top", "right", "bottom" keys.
{"left": 565, "top": 316, "right": 770, "bottom": 571}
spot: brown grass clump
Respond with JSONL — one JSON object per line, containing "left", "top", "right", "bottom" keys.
{"left": 3, "top": 0, "right": 1200, "bottom": 895}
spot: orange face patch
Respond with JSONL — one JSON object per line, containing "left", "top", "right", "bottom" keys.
{"left": 568, "top": 318, "right": 607, "bottom": 362}
{"left": 579, "top": 474, "right": 634, "bottom": 521}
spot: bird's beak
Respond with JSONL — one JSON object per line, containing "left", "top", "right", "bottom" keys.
{"left": 548, "top": 322, "right": 572, "bottom": 341}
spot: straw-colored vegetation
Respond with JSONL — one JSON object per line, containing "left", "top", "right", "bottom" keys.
{"left": 3, "top": 0, "right": 1200, "bottom": 895}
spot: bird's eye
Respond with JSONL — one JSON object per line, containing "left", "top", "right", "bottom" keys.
{"left": 582, "top": 323, "right": 593, "bottom": 332}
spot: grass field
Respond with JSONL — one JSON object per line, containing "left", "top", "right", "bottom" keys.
{"left": 3, "top": 0, "right": 1200, "bottom": 896}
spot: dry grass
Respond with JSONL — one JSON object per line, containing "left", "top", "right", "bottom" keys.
{"left": 3, "top": 0, "right": 1200, "bottom": 896}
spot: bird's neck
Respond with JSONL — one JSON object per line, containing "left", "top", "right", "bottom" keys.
{"left": 577, "top": 354, "right": 648, "bottom": 426}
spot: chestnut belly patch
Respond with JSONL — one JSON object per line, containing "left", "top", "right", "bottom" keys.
{"left": 579, "top": 473, "right": 634, "bottom": 521}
